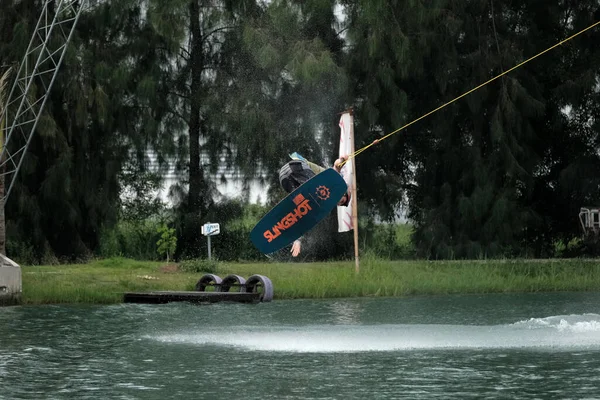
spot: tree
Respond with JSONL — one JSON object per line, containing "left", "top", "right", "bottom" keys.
{"left": 206, "top": 0, "right": 347, "bottom": 198}
{"left": 344, "top": 0, "right": 600, "bottom": 258}
{"left": 148, "top": 0, "right": 347, "bottom": 258}
{"left": 0, "top": 0, "right": 179, "bottom": 262}
{"left": 144, "top": 0, "right": 234, "bottom": 258}
{"left": 521, "top": 1, "right": 600, "bottom": 255}
{"left": 156, "top": 224, "right": 177, "bottom": 262}
{"left": 0, "top": 0, "right": 348, "bottom": 262}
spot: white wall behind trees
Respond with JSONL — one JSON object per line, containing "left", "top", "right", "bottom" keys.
{"left": 147, "top": 150, "right": 269, "bottom": 206}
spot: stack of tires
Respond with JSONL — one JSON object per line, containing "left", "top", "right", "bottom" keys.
{"left": 194, "top": 273, "right": 273, "bottom": 302}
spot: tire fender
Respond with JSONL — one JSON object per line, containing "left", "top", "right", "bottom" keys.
{"left": 245, "top": 274, "right": 273, "bottom": 302}
{"left": 195, "top": 274, "right": 222, "bottom": 291}
{"left": 219, "top": 274, "right": 247, "bottom": 293}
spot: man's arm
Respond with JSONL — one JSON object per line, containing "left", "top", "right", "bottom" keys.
{"left": 306, "top": 160, "right": 325, "bottom": 175}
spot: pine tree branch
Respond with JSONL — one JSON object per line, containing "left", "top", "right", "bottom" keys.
{"left": 490, "top": 0, "right": 505, "bottom": 76}
{"left": 202, "top": 25, "right": 237, "bottom": 44}
{"left": 167, "top": 90, "right": 189, "bottom": 100}
{"left": 563, "top": 4, "right": 574, "bottom": 30}
{"left": 179, "top": 46, "right": 191, "bottom": 60}
{"left": 386, "top": 2, "right": 404, "bottom": 36}
{"left": 133, "top": 104, "right": 188, "bottom": 125}
{"left": 335, "top": 27, "right": 349, "bottom": 38}
{"left": 166, "top": 106, "right": 187, "bottom": 123}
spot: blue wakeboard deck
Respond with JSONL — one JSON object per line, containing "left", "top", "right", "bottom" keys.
{"left": 251, "top": 168, "right": 347, "bottom": 254}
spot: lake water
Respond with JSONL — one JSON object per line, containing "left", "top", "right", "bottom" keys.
{"left": 1, "top": 292, "right": 600, "bottom": 399}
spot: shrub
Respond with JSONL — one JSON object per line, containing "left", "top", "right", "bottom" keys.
{"left": 98, "top": 219, "right": 163, "bottom": 260}
{"left": 194, "top": 201, "right": 269, "bottom": 262}
{"left": 179, "top": 258, "right": 221, "bottom": 274}
{"left": 156, "top": 225, "right": 177, "bottom": 262}
{"left": 360, "top": 222, "right": 415, "bottom": 260}
{"left": 5, "top": 240, "right": 37, "bottom": 265}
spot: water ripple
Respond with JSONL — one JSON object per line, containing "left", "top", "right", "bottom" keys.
{"left": 2, "top": 295, "right": 600, "bottom": 399}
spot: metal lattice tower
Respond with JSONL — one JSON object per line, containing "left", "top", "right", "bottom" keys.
{"left": 0, "top": 0, "right": 85, "bottom": 204}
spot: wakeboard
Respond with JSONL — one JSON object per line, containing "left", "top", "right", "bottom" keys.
{"left": 250, "top": 168, "right": 347, "bottom": 254}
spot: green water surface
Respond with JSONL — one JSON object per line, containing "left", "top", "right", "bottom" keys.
{"left": 1, "top": 292, "right": 600, "bottom": 399}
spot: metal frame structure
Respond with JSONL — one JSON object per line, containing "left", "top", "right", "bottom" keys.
{"left": 579, "top": 207, "right": 600, "bottom": 236}
{"left": 0, "top": 0, "right": 86, "bottom": 204}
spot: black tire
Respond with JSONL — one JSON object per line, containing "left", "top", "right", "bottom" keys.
{"left": 219, "top": 274, "right": 247, "bottom": 293}
{"left": 195, "top": 274, "right": 222, "bottom": 291}
{"left": 245, "top": 274, "right": 274, "bottom": 302}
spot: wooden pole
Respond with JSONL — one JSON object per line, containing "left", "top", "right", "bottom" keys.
{"left": 348, "top": 111, "right": 359, "bottom": 273}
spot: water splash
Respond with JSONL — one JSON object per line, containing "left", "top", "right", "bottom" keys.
{"left": 511, "top": 314, "right": 600, "bottom": 333}
{"left": 149, "top": 314, "right": 600, "bottom": 353}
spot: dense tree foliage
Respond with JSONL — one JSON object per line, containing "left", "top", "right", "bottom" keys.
{"left": 344, "top": 0, "right": 600, "bottom": 258}
{"left": 1, "top": 0, "right": 178, "bottom": 261}
{"left": 0, "top": 0, "right": 599, "bottom": 262}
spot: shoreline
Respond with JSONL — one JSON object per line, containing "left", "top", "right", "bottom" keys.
{"left": 17, "top": 257, "right": 600, "bottom": 305}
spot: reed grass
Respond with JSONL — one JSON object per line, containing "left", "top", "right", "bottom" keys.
{"left": 19, "top": 256, "right": 600, "bottom": 304}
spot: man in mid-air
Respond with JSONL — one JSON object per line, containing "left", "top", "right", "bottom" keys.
{"left": 278, "top": 154, "right": 351, "bottom": 257}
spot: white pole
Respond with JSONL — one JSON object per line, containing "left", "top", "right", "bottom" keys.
{"left": 207, "top": 235, "right": 212, "bottom": 260}
{"left": 348, "top": 111, "right": 359, "bottom": 273}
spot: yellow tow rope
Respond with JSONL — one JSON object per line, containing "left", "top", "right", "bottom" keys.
{"left": 340, "top": 20, "right": 600, "bottom": 168}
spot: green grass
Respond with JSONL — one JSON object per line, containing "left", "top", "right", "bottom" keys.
{"left": 18, "top": 256, "right": 600, "bottom": 304}
{"left": 21, "top": 258, "right": 196, "bottom": 304}
{"left": 395, "top": 223, "right": 413, "bottom": 247}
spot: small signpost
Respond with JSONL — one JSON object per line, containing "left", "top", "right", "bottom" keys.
{"left": 201, "top": 223, "right": 220, "bottom": 260}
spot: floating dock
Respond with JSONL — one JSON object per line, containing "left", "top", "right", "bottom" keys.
{"left": 123, "top": 273, "right": 273, "bottom": 305}
{"left": 123, "top": 290, "right": 261, "bottom": 304}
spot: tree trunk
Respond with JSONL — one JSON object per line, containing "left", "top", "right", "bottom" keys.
{"left": 188, "top": 0, "right": 203, "bottom": 214}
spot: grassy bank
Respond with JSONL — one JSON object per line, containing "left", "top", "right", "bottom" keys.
{"left": 19, "top": 256, "right": 600, "bottom": 304}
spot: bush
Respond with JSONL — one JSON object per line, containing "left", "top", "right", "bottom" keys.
{"left": 194, "top": 201, "right": 269, "bottom": 262}
{"left": 97, "top": 200, "right": 416, "bottom": 262}
{"left": 179, "top": 258, "right": 221, "bottom": 274}
{"left": 156, "top": 224, "right": 177, "bottom": 262}
{"left": 360, "top": 222, "right": 415, "bottom": 260}
{"left": 5, "top": 239, "right": 37, "bottom": 265}
{"left": 98, "top": 219, "right": 163, "bottom": 260}
{"left": 6, "top": 239, "right": 64, "bottom": 265}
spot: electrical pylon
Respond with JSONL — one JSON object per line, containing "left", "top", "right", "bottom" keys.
{"left": 0, "top": 0, "right": 86, "bottom": 204}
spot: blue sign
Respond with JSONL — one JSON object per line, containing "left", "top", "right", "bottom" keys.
{"left": 202, "top": 223, "right": 220, "bottom": 236}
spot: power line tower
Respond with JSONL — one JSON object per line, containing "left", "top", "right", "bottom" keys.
{"left": 0, "top": 0, "right": 86, "bottom": 305}
{"left": 0, "top": 0, "right": 86, "bottom": 204}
